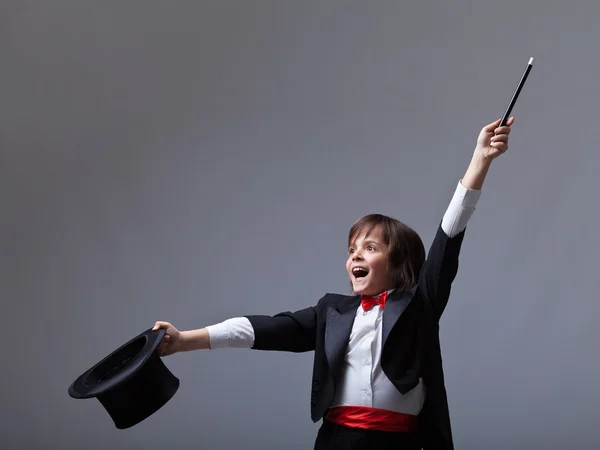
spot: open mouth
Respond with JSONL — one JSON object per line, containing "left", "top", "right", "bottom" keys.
{"left": 352, "top": 266, "right": 369, "bottom": 281}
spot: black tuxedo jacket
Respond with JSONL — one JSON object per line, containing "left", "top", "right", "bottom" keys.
{"left": 245, "top": 223, "right": 466, "bottom": 450}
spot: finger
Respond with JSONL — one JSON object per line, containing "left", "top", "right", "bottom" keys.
{"left": 483, "top": 118, "right": 502, "bottom": 132}
{"left": 494, "top": 126, "right": 512, "bottom": 136}
{"left": 495, "top": 116, "right": 515, "bottom": 130}
{"left": 153, "top": 321, "right": 170, "bottom": 331}
{"left": 490, "top": 142, "right": 508, "bottom": 152}
{"left": 490, "top": 134, "right": 508, "bottom": 143}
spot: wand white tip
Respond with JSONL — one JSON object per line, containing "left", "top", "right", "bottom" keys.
{"left": 528, "top": 57, "right": 534, "bottom": 65}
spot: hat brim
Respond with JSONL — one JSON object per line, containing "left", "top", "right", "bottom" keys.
{"left": 68, "top": 327, "right": 165, "bottom": 399}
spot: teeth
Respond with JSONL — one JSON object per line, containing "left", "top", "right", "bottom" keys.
{"left": 352, "top": 267, "right": 368, "bottom": 274}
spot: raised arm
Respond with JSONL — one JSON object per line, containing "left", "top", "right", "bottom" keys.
{"left": 420, "top": 117, "right": 515, "bottom": 321}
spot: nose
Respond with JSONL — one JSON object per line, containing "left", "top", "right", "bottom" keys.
{"left": 352, "top": 250, "right": 364, "bottom": 261}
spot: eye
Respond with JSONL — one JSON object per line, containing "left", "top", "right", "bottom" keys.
{"left": 367, "top": 245, "right": 376, "bottom": 251}
{"left": 348, "top": 248, "right": 355, "bottom": 254}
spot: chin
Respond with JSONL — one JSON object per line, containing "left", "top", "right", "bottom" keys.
{"left": 352, "top": 281, "right": 387, "bottom": 297}
{"left": 351, "top": 284, "right": 369, "bottom": 295}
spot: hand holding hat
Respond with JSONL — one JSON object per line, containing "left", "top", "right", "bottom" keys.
{"left": 152, "top": 321, "right": 183, "bottom": 356}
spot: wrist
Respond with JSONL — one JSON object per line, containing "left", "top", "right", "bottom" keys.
{"left": 471, "top": 147, "right": 494, "bottom": 168}
{"left": 462, "top": 149, "right": 492, "bottom": 190}
{"left": 180, "top": 328, "right": 211, "bottom": 351}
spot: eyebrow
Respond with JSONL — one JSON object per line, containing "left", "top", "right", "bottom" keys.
{"left": 348, "top": 239, "right": 380, "bottom": 248}
{"left": 363, "top": 240, "right": 380, "bottom": 246}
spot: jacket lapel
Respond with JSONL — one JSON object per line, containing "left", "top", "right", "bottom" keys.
{"left": 325, "top": 296, "right": 360, "bottom": 374}
{"left": 382, "top": 285, "right": 417, "bottom": 345}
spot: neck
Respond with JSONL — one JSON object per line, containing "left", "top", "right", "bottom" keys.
{"left": 362, "top": 288, "right": 391, "bottom": 297}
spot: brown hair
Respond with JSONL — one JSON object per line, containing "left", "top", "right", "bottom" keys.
{"left": 348, "top": 214, "right": 425, "bottom": 293}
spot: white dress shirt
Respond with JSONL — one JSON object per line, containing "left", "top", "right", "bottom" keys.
{"left": 206, "top": 180, "right": 481, "bottom": 415}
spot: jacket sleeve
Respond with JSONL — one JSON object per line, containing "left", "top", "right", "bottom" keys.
{"left": 244, "top": 298, "right": 324, "bottom": 353}
{"left": 419, "top": 181, "right": 479, "bottom": 321}
{"left": 418, "top": 223, "right": 466, "bottom": 322}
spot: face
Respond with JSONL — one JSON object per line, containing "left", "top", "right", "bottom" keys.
{"left": 346, "top": 225, "right": 394, "bottom": 296}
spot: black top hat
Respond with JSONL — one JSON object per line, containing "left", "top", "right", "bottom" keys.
{"left": 68, "top": 327, "right": 180, "bottom": 429}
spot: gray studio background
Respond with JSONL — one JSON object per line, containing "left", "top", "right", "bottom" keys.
{"left": 2, "top": 1, "right": 599, "bottom": 449}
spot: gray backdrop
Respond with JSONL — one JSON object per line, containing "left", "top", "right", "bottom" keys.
{"left": 2, "top": 1, "right": 599, "bottom": 449}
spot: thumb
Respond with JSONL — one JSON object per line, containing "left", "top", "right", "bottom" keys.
{"left": 153, "top": 320, "right": 170, "bottom": 331}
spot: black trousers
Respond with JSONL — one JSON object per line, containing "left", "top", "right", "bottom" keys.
{"left": 314, "top": 419, "right": 421, "bottom": 450}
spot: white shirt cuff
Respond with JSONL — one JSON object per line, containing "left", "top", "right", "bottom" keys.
{"left": 205, "top": 317, "right": 255, "bottom": 349}
{"left": 441, "top": 180, "right": 481, "bottom": 237}
{"left": 455, "top": 179, "right": 481, "bottom": 207}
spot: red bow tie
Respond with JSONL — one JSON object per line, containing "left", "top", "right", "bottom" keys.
{"left": 361, "top": 291, "right": 388, "bottom": 311}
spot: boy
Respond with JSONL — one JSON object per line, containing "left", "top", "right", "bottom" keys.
{"left": 153, "top": 117, "right": 515, "bottom": 449}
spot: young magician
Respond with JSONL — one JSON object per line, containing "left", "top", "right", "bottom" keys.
{"left": 153, "top": 116, "right": 516, "bottom": 449}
